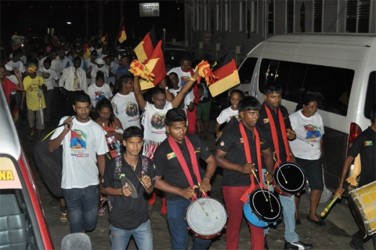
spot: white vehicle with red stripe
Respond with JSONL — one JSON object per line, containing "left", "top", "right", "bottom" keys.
{"left": 0, "top": 88, "right": 53, "bottom": 249}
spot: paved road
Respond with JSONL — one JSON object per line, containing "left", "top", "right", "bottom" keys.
{"left": 20, "top": 119, "right": 374, "bottom": 249}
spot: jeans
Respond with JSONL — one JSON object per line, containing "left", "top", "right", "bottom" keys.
{"left": 109, "top": 220, "right": 153, "bottom": 250}
{"left": 166, "top": 199, "right": 211, "bottom": 250}
{"left": 279, "top": 195, "right": 299, "bottom": 242}
{"left": 63, "top": 185, "right": 99, "bottom": 233}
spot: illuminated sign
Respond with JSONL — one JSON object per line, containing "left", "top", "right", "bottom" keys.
{"left": 139, "top": 2, "right": 160, "bottom": 17}
{"left": 0, "top": 157, "right": 22, "bottom": 189}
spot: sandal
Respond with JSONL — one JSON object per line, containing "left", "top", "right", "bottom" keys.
{"left": 98, "top": 207, "right": 105, "bottom": 216}
{"left": 60, "top": 210, "right": 68, "bottom": 223}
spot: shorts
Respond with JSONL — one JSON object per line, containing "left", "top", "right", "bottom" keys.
{"left": 196, "top": 101, "right": 211, "bottom": 122}
{"left": 295, "top": 158, "right": 323, "bottom": 190}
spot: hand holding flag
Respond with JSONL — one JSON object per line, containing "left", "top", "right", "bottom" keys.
{"left": 195, "top": 60, "right": 218, "bottom": 85}
{"left": 129, "top": 60, "right": 155, "bottom": 83}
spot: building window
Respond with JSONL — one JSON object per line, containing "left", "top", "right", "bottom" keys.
{"left": 224, "top": 0, "right": 230, "bottom": 31}
{"left": 216, "top": 0, "right": 221, "bottom": 31}
{"left": 313, "top": 0, "right": 323, "bottom": 32}
{"left": 347, "top": 0, "right": 370, "bottom": 33}
{"left": 287, "top": 0, "right": 294, "bottom": 33}
{"left": 239, "top": 0, "right": 245, "bottom": 32}
{"left": 300, "top": 3, "right": 305, "bottom": 32}
{"left": 268, "top": 0, "right": 274, "bottom": 34}
{"left": 195, "top": 0, "right": 200, "bottom": 30}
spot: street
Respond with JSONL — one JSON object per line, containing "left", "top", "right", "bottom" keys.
{"left": 18, "top": 119, "right": 374, "bottom": 250}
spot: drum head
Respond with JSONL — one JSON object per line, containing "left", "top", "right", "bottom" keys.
{"left": 186, "top": 198, "right": 227, "bottom": 237}
{"left": 249, "top": 189, "right": 281, "bottom": 222}
{"left": 275, "top": 163, "right": 306, "bottom": 194}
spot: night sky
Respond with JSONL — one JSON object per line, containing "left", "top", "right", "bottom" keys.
{"left": 0, "top": 1, "right": 185, "bottom": 46}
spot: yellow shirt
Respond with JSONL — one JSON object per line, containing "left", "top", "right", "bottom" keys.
{"left": 23, "top": 76, "right": 46, "bottom": 111}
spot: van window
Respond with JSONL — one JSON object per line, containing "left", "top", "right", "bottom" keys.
{"left": 258, "top": 59, "right": 355, "bottom": 116}
{"left": 364, "top": 71, "right": 376, "bottom": 119}
{"left": 238, "top": 57, "right": 257, "bottom": 84}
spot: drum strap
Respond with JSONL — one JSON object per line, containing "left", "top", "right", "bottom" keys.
{"left": 168, "top": 135, "right": 202, "bottom": 197}
{"left": 239, "top": 122, "right": 264, "bottom": 203}
{"left": 264, "top": 104, "right": 292, "bottom": 166}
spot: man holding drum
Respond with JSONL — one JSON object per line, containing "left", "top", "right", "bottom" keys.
{"left": 215, "top": 96, "right": 275, "bottom": 250}
{"left": 334, "top": 106, "right": 376, "bottom": 250}
{"left": 256, "top": 82, "right": 313, "bottom": 250}
{"left": 154, "top": 108, "right": 217, "bottom": 250}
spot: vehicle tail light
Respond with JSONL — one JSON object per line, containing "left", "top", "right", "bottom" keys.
{"left": 348, "top": 122, "right": 362, "bottom": 150}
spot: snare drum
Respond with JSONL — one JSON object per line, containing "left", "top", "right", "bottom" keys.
{"left": 348, "top": 181, "right": 376, "bottom": 236}
{"left": 186, "top": 197, "right": 227, "bottom": 239}
{"left": 243, "top": 189, "right": 282, "bottom": 228}
{"left": 274, "top": 163, "right": 306, "bottom": 195}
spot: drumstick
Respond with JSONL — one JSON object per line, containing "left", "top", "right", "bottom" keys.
{"left": 251, "top": 169, "right": 268, "bottom": 202}
{"left": 266, "top": 180, "right": 274, "bottom": 212}
{"left": 320, "top": 194, "right": 341, "bottom": 217}
{"left": 279, "top": 170, "right": 288, "bottom": 185}
{"left": 296, "top": 135, "right": 314, "bottom": 147}
{"left": 192, "top": 186, "right": 209, "bottom": 217}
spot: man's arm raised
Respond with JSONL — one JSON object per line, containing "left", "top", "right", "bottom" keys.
{"left": 171, "top": 71, "right": 199, "bottom": 108}
{"left": 133, "top": 75, "right": 147, "bottom": 112}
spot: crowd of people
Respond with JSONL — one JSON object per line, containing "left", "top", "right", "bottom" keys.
{"left": 1, "top": 34, "right": 375, "bottom": 250}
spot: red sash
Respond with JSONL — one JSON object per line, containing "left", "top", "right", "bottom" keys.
{"left": 264, "top": 104, "right": 292, "bottom": 166}
{"left": 239, "top": 122, "right": 264, "bottom": 203}
{"left": 167, "top": 135, "right": 202, "bottom": 199}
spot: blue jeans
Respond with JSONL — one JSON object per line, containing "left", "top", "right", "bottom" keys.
{"left": 109, "top": 220, "right": 153, "bottom": 250}
{"left": 166, "top": 199, "right": 211, "bottom": 250}
{"left": 280, "top": 195, "right": 299, "bottom": 242}
{"left": 63, "top": 185, "right": 99, "bottom": 233}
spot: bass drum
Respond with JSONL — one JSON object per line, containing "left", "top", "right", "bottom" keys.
{"left": 348, "top": 181, "right": 376, "bottom": 236}
{"left": 186, "top": 197, "right": 227, "bottom": 239}
{"left": 274, "top": 163, "right": 306, "bottom": 195}
{"left": 243, "top": 189, "right": 282, "bottom": 228}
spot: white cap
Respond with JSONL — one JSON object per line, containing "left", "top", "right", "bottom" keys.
{"left": 95, "top": 57, "right": 105, "bottom": 65}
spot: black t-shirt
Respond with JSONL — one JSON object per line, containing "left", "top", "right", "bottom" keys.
{"left": 102, "top": 155, "right": 155, "bottom": 230}
{"left": 154, "top": 134, "right": 212, "bottom": 200}
{"left": 217, "top": 119, "right": 269, "bottom": 186}
{"left": 257, "top": 102, "right": 292, "bottom": 163}
{"left": 348, "top": 127, "right": 376, "bottom": 186}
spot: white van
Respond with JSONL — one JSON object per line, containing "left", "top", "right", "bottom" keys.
{"left": 237, "top": 34, "right": 376, "bottom": 190}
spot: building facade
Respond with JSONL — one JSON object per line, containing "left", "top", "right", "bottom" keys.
{"left": 180, "top": 0, "right": 376, "bottom": 63}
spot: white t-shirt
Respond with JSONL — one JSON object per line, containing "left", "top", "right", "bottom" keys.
{"left": 87, "top": 83, "right": 113, "bottom": 107}
{"left": 216, "top": 106, "right": 239, "bottom": 124}
{"left": 5, "top": 60, "right": 26, "bottom": 75}
{"left": 51, "top": 117, "right": 108, "bottom": 189}
{"left": 38, "top": 67, "right": 59, "bottom": 90}
{"left": 141, "top": 101, "right": 172, "bottom": 143}
{"left": 90, "top": 65, "right": 110, "bottom": 85}
{"left": 289, "top": 110, "right": 324, "bottom": 160}
{"left": 167, "top": 67, "right": 193, "bottom": 87}
{"left": 111, "top": 92, "right": 140, "bottom": 129}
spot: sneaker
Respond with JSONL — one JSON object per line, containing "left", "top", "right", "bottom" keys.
{"left": 349, "top": 239, "right": 364, "bottom": 250}
{"left": 284, "top": 240, "right": 313, "bottom": 250}
{"left": 60, "top": 210, "right": 68, "bottom": 223}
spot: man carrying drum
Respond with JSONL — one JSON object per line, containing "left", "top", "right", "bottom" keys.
{"left": 215, "top": 96, "right": 275, "bottom": 250}
{"left": 256, "top": 82, "right": 313, "bottom": 250}
{"left": 153, "top": 108, "right": 217, "bottom": 250}
{"left": 334, "top": 106, "right": 376, "bottom": 250}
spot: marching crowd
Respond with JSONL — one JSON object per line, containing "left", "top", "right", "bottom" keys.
{"left": 1, "top": 35, "right": 375, "bottom": 250}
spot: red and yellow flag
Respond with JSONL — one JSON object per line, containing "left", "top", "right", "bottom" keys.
{"left": 139, "top": 40, "right": 166, "bottom": 90}
{"left": 118, "top": 25, "right": 127, "bottom": 43}
{"left": 134, "top": 27, "right": 157, "bottom": 64}
{"left": 83, "top": 43, "right": 91, "bottom": 59}
{"left": 209, "top": 53, "right": 240, "bottom": 97}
